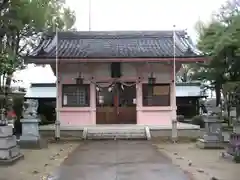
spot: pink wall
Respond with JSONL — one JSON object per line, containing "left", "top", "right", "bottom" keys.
{"left": 52, "top": 62, "right": 181, "bottom": 126}
{"left": 56, "top": 68, "right": 96, "bottom": 126}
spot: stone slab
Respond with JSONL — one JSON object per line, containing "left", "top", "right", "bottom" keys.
{"left": 0, "top": 126, "right": 13, "bottom": 137}
{"left": 196, "top": 138, "right": 225, "bottom": 149}
{"left": 0, "top": 153, "right": 24, "bottom": 166}
{"left": 221, "top": 152, "right": 240, "bottom": 163}
{"left": 18, "top": 139, "right": 48, "bottom": 149}
{"left": 202, "top": 134, "right": 223, "bottom": 141}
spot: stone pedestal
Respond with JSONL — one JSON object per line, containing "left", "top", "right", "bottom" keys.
{"left": 0, "top": 126, "right": 23, "bottom": 165}
{"left": 197, "top": 115, "right": 224, "bottom": 149}
{"left": 19, "top": 119, "right": 47, "bottom": 149}
{"left": 225, "top": 121, "right": 240, "bottom": 159}
{"left": 171, "top": 119, "right": 178, "bottom": 143}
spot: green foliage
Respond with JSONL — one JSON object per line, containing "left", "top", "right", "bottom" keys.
{"left": 0, "top": 0, "right": 75, "bottom": 116}
{"left": 191, "top": 0, "right": 240, "bottom": 105}
{"left": 191, "top": 115, "right": 205, "bottom": 128}
{"left": 0, "top": 0, "right": 76, "bottom": 76}
{"left": 176, "top": 65, "right": 194, "bottom": 82}
{"left": 12, "top": 95, "right": 24, "bottom": 120}
{"left": 0, "top": 94, "right": 24, "bottom": 117}
{"left": 234, "top": 154, "right": 240, "bottom": 163}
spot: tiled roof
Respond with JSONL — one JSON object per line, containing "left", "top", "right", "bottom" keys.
{"left": 27, "top": 31, "right": 202, "bottom": 59}
{"left": 176, "top": 85, "right": 206, "bottom": 97}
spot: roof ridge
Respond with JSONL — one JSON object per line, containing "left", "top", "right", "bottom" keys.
{"left": 56, "top": 30, "right": 188, "bottom": 40}
{"left": 41, "top": 30, "right": 188, "bottom": 40}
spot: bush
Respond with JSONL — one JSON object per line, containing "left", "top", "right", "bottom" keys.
{"left": 39, "top": 114, "right": 55, "bottom": 125}
{"left": 191, "top": 115, "right": 205, "bottom": 128}
{"left": 234, "top": 154, "right": 240, "bottom": 163}
{"left": 177, "top": 115, "right": 185, "bottom": 122}
{"left": 37, "top": 101, "right": 55, "bottom": 123}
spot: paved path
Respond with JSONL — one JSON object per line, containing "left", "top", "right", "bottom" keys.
{"left": 50, "top": 141, "right": 190, "bottom": 180}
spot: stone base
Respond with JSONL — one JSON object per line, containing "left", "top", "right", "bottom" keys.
{"left": 221, "top": 152, "right": 234, "bottom": 160}
{"left": 18, "top": 139, "right": 48, "bottom": 149}
{"left": 0, "top": 153, "right": 24, "bottom": 166}
{"left": 196, "top": 138, "right": 225, "bottom": 149}
{"left": 0, "top": 126, "right": 23, "bottom": 165}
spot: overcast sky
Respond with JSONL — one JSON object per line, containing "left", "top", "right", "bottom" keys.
{"left": 14, "top": 0, "right": 227, "bottom": 87}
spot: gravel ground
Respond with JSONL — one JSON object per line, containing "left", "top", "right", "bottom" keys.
{"left": 155, "top": 142, "right": 240, "bottom": 180}
{"left": 0, "top": 141, "right": 79, "bottom": 180}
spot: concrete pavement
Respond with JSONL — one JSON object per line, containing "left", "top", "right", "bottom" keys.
{"left": 49, "top": 141, "right": 191, "bottom": 180}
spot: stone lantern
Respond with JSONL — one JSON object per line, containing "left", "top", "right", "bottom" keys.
{"left": 0, "top": 96, "right": 23, "bottom": 165}
{"left": 225, "top": 107, "right": 240, "bottom": 158}
{"left": 197, "top": 114, "right": 224, "bottom": 149}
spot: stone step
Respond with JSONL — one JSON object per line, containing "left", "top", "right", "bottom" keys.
{"left": 86, "top": 128, "right": 147, "bottom": 140}
{"left": 87, "top": 129, "right": 145, "bottom": 132}
{"left": 87, "top": 135, "right": 147, "bottom": 140}
{"left": 87, "top": 133, "right": 146, "bottom": 136}
{"left": 87, "top": 131, "right": 146, "bottom": 134}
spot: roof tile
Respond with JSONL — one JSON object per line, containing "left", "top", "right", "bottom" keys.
{"left": 28, "top": 31, "right": 202, "bottom": 59}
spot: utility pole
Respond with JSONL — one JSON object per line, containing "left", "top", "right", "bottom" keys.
{"left": 172, "top": 25, "right": 178, "bottom": 143}
{"left": 88, "top": 0, "right": 91, "bottom": 31}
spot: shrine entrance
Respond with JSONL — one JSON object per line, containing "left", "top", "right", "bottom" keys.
{"left": 96, "top": 82, "right": 136, "bottom": 124}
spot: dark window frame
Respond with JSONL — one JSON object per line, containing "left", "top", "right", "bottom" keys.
{"left": 142, "top": 83, "right": 171, "bottom": 106}
{"left": 62, "top": 84, "right": 90, "bottom": 107}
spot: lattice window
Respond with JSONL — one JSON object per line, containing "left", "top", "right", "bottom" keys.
{"left": 142, "top": 84, "right": 170, "bottom": 106}
{"left": 62, "top": 84, "right": 90, "bottom": 107}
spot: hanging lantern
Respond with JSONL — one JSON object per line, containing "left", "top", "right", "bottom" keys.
{"left": 148, "top": 72, "right": 156, "bottom": 84}
{"left": 75, "top": 72, "right": 83, "bottom": 84}
{"left": 76, "top": 77, "right": 83, "bottom": 84}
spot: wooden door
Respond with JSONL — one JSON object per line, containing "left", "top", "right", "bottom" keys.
{"left": 96, "top": 83, "right": 136, "bottom": 124}
{"left": 96, "top": 87, "right": 116, "bottom": 124}
{"left": 118, "top": 84, "right": 136, "bottom": 124}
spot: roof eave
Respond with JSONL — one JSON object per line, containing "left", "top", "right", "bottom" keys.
{"left": 25, "top": 56, "right": 207, "bottom": 64}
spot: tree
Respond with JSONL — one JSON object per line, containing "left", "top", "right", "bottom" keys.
{"left": 176, "top": 64, "right": 194, "bottom": 83}
{"left": 0, "top": 0, "right": 75, "bottom": 123}
{"left": 192, "top": 0, "right": 240, "bottom": 107}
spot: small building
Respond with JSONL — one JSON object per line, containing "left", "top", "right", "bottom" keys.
{"left": 175, "top": 82, "right": 207, "bottom": 118}
{"left": 25, "top": 31, "right": 205, "bottom": 126}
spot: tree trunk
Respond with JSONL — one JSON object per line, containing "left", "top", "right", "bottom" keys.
{"left": 227, "top": 103, "right": 231, "bottom": 126}
{"left": 215, "top": 82, "right": 221, "bottom": 106}
{"left": 3, "top": 74, "right": 12, "bottom": 119}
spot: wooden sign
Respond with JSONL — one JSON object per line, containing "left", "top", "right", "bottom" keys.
{"left": 153, "top": 86, "right": 169, "bottom": 95}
